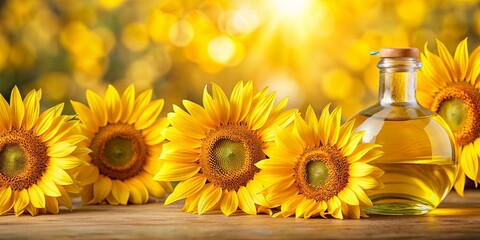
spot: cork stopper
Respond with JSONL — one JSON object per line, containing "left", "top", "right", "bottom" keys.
{"left": 379, "top": 48, "right": 419, "bottom": 58}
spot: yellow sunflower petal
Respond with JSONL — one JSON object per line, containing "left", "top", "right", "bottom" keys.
{"left": 327, "top": 196, "right": 342, "bottom": 219}
{"left": 183, "top": 100, "right": 215, "bottom": 130}
{"left": 318, "top": 104, "right": 332, "bottom": 145}
{"left": 238, "top": 81, "right": 254, "bottom": 122}
{"left": 154, "top": 162, "right": 200, "bottom": 182}
{"left": 453, "top": 167, "right": 466, "bottom": 197}
{"left": 349, "top": 162, "right": 381, "bottom": 177}
{"left": 111, "top": 180, "right": 130, "bottom": 205}
{"left": 45, "top": 197, "right": 59, "bottom": 214}
{"left": 47, "top": 120, "right": 79, "bottom": 144}
{"left": 71, "top": 100, "right": 97, "bottom": 132}
{"left": 274, "top": 129, "right": 304, "bottom": 156}
{"left": 341, "top": 131, "right": 364, "bottom": 156}
{"left": 351, "top": 176, "right": 381, "bottom": 190}
{"left": 47, "top": 142, "right": 77, "bottom": 158}
{"left": 460, "top": 143, "right": 478, "bottom": 181}
{"left": 211, "top": 83, "right": 231, "bottom": 123}
{"left": 237, "top": 186, "right": 256, "bottom": 215}
{"left": 434, "top": 39, "right": 455, "bottom": 80}
{"left": 129, "top": 89, "right": 152, "bottom": 124}
{"left": 106, "top": 192, "right": 120, "bottom": 205}
{"left": 23, "top": 89, "right": 40, "bottom": 131}
{"left": 168, "top": 107, "right": 205, "bottom": 139}
{"left": 143, "top": 118, "right": 169, "bottom": 146}
{"left": 336, "top": 119, "right": 355, "bottom": 149}
{"left": 57, "top": 186, "right": 72, "bottom": 210}
{"left": 105, "top": 84, "right": 122, "bottom": 123}
{"left": 293, "top": 113, "right": 314, "bottom": 147}
{"left": 10, "top": 86, "right": 25, "bottom": 129}
{"left": 248, "top": 92, "right": 275, "bottom": 130}
{"left": 34, "top": 103, "right": 64, "bottom": 136}
{"left": 259, "top": 108, "right": 296, "bottom": 142}
{"left": 349, "top": 183, "right": 372, "bottom": 206}
{"left": 198, "top": 184, "right": 223, "bottom": 215}
{"left": 126, "top": 178, "right": 149, "bottom": 204}
{"left": 162, "top": 128, "right": 202, "bottom": 148}
{"left": 13, "top": 189, "right": 29, "bottom": 216}
{"left": 50, "top": 156, "right": 86, "bottom": 170}
{"left": 165, "top": 174, "right": 206, "bottom": 205}
{"left": 280, "top": 194, "right": 304, "bottom": 217}
{"left": 160, "top": 147, "right": 199, "bottom": 163}
{"left": 41, "top": 116, "right": 71, "bottom": 142}
{"left": 347, "top": 143, "right": 381, "bottom": 163}
{"left": 337, "top": 187, "right": 359, "bottom": 206}
{"left": 453, "top": 38, "right": 469, "bottom": 82}
{"left": 76, "top": 165, "right": 100, "bottom": 186}
{"left": 86, "top": 89, "right": 108, "bottom": 127}
{"left": 183, "top": 191, "right": 201, "bottom": 213}
{"left": 37, "top": 175, "right": 61, "bottom": 197}
{"left": 28, "top": 184, "right": 46, "bottom": 208}
{"left": 120, "top": 84, "right": 135, "bottom": 122}
{"left": 229, "top": 81, "right": 246, "bottom": 123}
{"left": 0, "top": 188, "right": 13, "bottom": 215}
{"left": 92, "top": 176, "right": 112, "bottom": 203}
{"left": 220, "top": 190, "right": 239, "bottom": 216}
{"left": 0, "top": 94, "right": 11, "bottom": 131}
{"left": 25, "top": 203, "right": 38, "bottom": 216}
{"left": 46, "top": 166, "right": 74, "bottom": 185}
{"left": 138, "top": 173, "right": 167, "bottom": 199}
{"left": 328, "top": 107, "right": 342, "bottom": 146}
{"left": 202, "top": 86, "right": 221, "bottom": 124}
{"left": 135, "top": 99, "right": 164, "bottom": 130}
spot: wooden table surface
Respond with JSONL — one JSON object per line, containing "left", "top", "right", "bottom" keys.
{"left": 1, "top": 190, "right": 480, "bottom": 239}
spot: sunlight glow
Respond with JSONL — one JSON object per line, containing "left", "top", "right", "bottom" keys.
{"left": 270, "top": 0, "right": 310, "bottom": 17}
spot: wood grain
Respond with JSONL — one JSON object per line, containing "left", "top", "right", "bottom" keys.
{"left": 1, "top": 191, "right": 480, "bottom": 239}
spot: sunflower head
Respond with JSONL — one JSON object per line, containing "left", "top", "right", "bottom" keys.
{"left": 154, "top": 81, "right": 296, "bottom": 216}
{"left": 418, "top": 38, "right": 480, "bottom": 196}
{"left": 255, "top": 105, "right": 384, "bottom": 219}
{"left": 0, "top": 86, "right": 89, "bottom": 216}
{"left": 72, "top": 84, "right": 172, "bottom": 205}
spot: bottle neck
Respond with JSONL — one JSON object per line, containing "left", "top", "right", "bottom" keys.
{"left": 377, "top": 58, "right": 422, "bottom": 106}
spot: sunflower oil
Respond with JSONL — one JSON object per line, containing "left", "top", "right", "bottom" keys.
{"left": 352, "top": 113, "right": 457, "bottom": 215}
{"left": 350, "top": 48, "right": 457, "bottom": 215}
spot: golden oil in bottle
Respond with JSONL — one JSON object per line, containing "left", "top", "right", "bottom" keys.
{"left": 350, "top": 48, "right": 457, "bottom": 215}
{"left": 352, "top": 114, "right": 457, "bottom": 214}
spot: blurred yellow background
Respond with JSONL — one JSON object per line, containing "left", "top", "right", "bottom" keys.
{"left": 0, "top": 0, "right": 478, "bottom": 118}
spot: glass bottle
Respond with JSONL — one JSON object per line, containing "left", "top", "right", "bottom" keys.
{"left": 350, "top": 48, "right": 457, "bottom": 215}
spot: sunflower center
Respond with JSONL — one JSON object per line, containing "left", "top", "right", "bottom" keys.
{"left": 0, "top": 144, "right": 27, "bottom": 178}
{"left": 213, "top": 139, "right": 246, "bottom": 172}
{"left": 0, "top": 128, "right": 48, "bottom": 191}
{"left": 431, "top": 83, "right": 480, "bottom": 146}
{"left": 438, "top": 99, "right": 466, "bottom": 132}
{"left": 199, "top": 124, "right": 265, "bottom": 191}
{"left": 294, "top": 145, "right": 349, "bottom": 202}
{"left": 306, "top": 161, "right": 329, "bottom": 187}
{"left": 90, "top": 123, "right": 147, "bottom": 180}
{"left": 103, "top": 137, "right": 134, "bottom": 168}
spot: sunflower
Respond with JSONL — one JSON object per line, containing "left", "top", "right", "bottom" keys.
{"left": 418, "top": 38, "right": 480, "bottom": 196}
{"left": 72, "top": 84, "right": 172, "bottom": 205}
{"left": 254, "top": 105, "right": 384, "bottom": 219}
{"left": 0, "top": 86, "right": 88, "bottom": 216}
{"left": 154, "top": 81, "right": 296, "bottom": 216}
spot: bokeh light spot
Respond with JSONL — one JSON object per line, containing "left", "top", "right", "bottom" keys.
{"left": 122, "top": 22, "right": 149, "bottom": 52}
{"left": 208, "top": 35, "right": 236, "bottom": 65}
{"left": 169, "top": 20, "right": 194, "bottom": 47}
